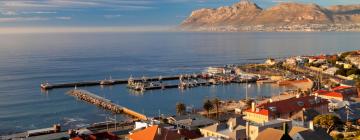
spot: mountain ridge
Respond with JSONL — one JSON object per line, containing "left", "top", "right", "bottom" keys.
{"left": 180, "top": 0, "right": 360, "bottom": 31}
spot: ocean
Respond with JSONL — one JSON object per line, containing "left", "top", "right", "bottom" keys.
{"left": 0, "top": 32, "right": 359, "bottom": 134}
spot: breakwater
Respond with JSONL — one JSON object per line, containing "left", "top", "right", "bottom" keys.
{"left": 67, "top": 89, "right": 147, "bottom": 121}
{"left": 41, "top": 74, "right": 198, "bottom": 90}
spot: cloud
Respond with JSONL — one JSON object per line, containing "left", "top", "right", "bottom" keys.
{"left": 56, "top": 16, "right": 72, "bottom": 20}
{"left": 0, "top": 17, "right": 48, "bottom": 22}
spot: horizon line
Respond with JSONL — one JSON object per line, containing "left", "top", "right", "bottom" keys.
{"left": 0, "top": 26, "right": 177, "bottom": 34}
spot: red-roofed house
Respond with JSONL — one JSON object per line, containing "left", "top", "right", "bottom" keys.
{"left": 314, "top": 86, "right": 358, "bottom": 101}
{"left": 244, "top": 96, "right": 328, "bottom": 123}
{"left": 127, "top": 125, "right": 184, "bottom": 140}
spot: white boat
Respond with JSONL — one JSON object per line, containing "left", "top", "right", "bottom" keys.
{"left": 100, "top": 76, "right": 115, "bottom": 85}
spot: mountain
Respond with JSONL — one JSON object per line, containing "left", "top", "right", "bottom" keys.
{"left": 180, "top": 0, "right": 360, "bottom": 31}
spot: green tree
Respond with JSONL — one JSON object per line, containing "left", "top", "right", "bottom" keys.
{"left": 335, "top": 69, "right": 347, "bottom": 76}
{"left": 212, "top": 98, "right": 221, "bottom": 120}
{"left": 176, "top": 102, "right": 186, "bottom": 116}
{"left": 313, "top": 114, "right": 342, "bottom": 134}
{"left": 203, "top": 99, "right": 214, "bottom": 117}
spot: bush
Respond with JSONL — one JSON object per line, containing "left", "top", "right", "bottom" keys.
{"left": 334, "top": 133, "right": 344, "bottom": 140}
{"left": 335, "top": 69, "right": 347, "bottom": 76}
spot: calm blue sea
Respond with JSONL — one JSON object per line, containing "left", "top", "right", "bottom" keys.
{"left": 0, "top": 32, "right": 359, "bottom": 134}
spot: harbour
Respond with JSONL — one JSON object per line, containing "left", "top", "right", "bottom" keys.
{"left": 0, "top": 32, "right": 358, "bottom": 135}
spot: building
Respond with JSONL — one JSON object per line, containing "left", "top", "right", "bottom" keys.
{"left": 289, "top": 126, "right": 332, "bottom": 140}
{"left": 314, "top": 86, "right": 358, "bottom": 101}
{"left": 199, "top": 117, "right": 247, "bottom": 140}
{"left": 324, "top": 67, "right": 338, "bottom": 75}
{"left": 128, "top": 125, "right": 184, "bottom": 140}
{"left": 346, "top": 54, "right": 360, "bottom": 69}
{"left": 265, "top": 58, "right": 276, "bottom": 66}
{"left": 247, "top": 119, "right": 292, "bottom": 140}
{"left": 167, "top": 114, "right": 217, "bottom": 130}
{"left": 71, "top": 132, "right": 119, "bottom": 140}
{"left": 285, "top": 58, "right": 297, "bottom": 66}
{"left": 205, "top": 67, "right": 225, "bottom": 76}
{"left": 244, "top": 96, "right": 328, "bottom": 123}
{"left": 307, "top": 55, "right": 326, "bottom": 64}
{"left": 336, "top": 61, "right": 352, "bottom": 69}
{"left": 255, "top": 128, "right": 292, "bottom": 140}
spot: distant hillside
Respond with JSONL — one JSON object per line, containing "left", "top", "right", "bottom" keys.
{"left": 180, "top": 0, "right": 360, "bottom": 31}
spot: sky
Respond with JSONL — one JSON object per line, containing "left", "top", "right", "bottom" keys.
{"left": 1, "top": 0, "right": 360, "bottom": 32}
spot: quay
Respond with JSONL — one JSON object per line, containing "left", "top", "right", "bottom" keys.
{"left": 41, "top": 75, "right": 194, "bottom": 90}
{"left": 67, "top": 89, "right": 147, "bottom": 121}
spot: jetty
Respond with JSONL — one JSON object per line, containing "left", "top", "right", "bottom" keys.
{"left": 41, "top": 75, "right": 192, "bottom": 90}
{"left": 67, "top": 89, "right": 147, "bottom": 121}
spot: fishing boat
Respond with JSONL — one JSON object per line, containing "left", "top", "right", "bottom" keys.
{"left": 100, "top": 76, "right": 115, "bottom": 85}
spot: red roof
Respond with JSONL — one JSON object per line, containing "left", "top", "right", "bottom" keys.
{"left": 331, "top": 86, "right": 352, "bottom": 91}
{"left": 308, "top": 55, "right": 326, "bottom": 60}
{"left": 245, "top": 108, "right": 269, "bottom": 116}
{"left": 258, "top": 96, "right": 328, "bottom": 115}
{"left": 314, "top": 89, "right": 328, "bottom": 94}
{"left": 323, "top": 92, "right": 343, "bottom": 98}
{"left": 128, "top": 125, "right": 182, "bottom": 140}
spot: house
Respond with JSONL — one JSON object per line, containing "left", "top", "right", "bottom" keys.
{"left": 289, "top": 126, "right": 332, "bottom": 140}
{"left": 127, "top": 125, "right": 184, "bottom": 140}
{"left": 71, "top": 131, "right": 119, "bottom": 140}
{"left": 247, "top": 119, "right": 292, "bottom": 140}
{"left": 265, "top": 58, "right": 277, "bottom": 66}
{"left": 324, "top": 67, "right": 338, "bottom": 75}
{"left": 167, "top": 114, "right": 217, "bottom": 130}
{"left": 308, "top": 55, "right": 326, "bottom": 63}
{"left": 285, "top": 58, "right": 297, "bottom": 66}
{"left": 244, "top": 96, "right": 328, "bottom": 123}
{"left": 255, "top": 128, "right": 292, "bottom": 140}
{"left": 314, "top": 86, "right": 358, "bottom": 101}
{"left": 199, "top": 117, "right": 247, "bottom": 140}
{"left": 345, "top": 54, "right": 360, "bottom": 69}
{"left": 205, "top": 67, "right": 225, "bottom": 76}
{"left": 336, "top": 61, "right": 352, "bottom": 69}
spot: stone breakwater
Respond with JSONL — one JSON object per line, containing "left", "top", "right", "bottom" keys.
{"left": 67, "top": 89, "right": 147, "bottom": 121}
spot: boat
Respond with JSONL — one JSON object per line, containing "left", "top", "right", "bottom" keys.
{"left": 41, "top": 83, "right": 51, "bottom": 89}
{"left": 100, "top": 76, "right": 115, "bottom": 85}
{"left": 256, "top": 79, "right": 277, "bottom": 84}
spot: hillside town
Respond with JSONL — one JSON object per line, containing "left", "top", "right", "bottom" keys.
{"left": 187, "top": 24, "right": 360, "bottom": 32}
{"left": 3, "top": 50, "right": 360, "bottom": 140}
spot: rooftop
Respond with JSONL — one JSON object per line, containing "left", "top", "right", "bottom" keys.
{"left": 258, "top": 96, "right": 328, "bottom": 115}
{"left": 128, "top": 125, "right": 182, "bottom": 140}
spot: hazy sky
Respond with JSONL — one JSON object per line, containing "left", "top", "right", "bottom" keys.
{"left": 1, "top": 0, "right": 360, "bottom": 28}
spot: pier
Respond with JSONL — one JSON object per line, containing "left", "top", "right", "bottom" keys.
{"left": 67, "top": 89, "right": 147, "bottom": 121}
{"left": 41, "top": 75, "right": 191, "bottom": 90}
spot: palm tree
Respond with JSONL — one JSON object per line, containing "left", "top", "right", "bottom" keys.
{"left": 176, "top": 102, "right": 186, "bottom": 115}
{"left": 203, "top": 99, "right": 214, "bottom": 117}
{"left": 212, "top": 98, "right": 221, "bottom": 119}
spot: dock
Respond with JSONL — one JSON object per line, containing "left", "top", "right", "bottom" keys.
{"left": 41, "top": 75, "right": 192, "bottom": 90}
{"left": 67, "top": 89, "right": 147, "bottom": 121}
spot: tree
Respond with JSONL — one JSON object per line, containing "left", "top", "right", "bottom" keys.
{"left": 212, "top": 98, "right": 221, "bottom": 119}
{"left": 335, "top": 69, "right": 347, "bottom": 76}
{"left": 203, "top": 99, "right": 214, "bottom": 117}
{"left": 313, "top": 114, "right": 342, "bottom": 134}
{"left": 176, "top": 102, "right": 186, "bottom": 116}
